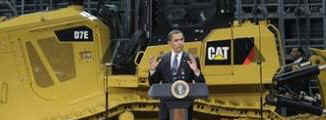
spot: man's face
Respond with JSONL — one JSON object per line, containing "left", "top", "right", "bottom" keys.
{"left": 290, "top": 48, "right": 302, "bottom": 59}
{"left": 169, "top": 33, "right": 184, "bottom": 53}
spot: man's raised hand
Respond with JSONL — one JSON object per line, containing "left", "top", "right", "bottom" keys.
{"left": 187, "top": 54, "right": 200, "bottom": 76}
{"left": 149, "top": 56, "right": 161, "bottom": 71}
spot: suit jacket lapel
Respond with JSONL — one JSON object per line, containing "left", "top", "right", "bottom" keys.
{"left": 177, "top": 52, "right": 187, "bottom": 75}
{"left": 166, "top": 52, "right": 172, "bottom": 81}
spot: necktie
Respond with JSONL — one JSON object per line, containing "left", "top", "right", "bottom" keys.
{"left": 172, "top": 54, "right": 179, "bottom": 77}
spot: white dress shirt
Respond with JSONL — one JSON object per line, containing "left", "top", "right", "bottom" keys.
{"left": 171, "top": 51, "right": 183, "bottom": 70}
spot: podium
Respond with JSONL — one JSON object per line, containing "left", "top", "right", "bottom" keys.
{"left": 148, "top": 80, "right": 208, "bottom": 120}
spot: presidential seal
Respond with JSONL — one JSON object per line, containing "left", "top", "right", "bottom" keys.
{"left": 171, "top": 80, "right": 190, "bottom": 99}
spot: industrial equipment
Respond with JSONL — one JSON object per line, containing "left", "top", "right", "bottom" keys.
{"left": 1, "top": 0, "right": 326, "bottom": 120}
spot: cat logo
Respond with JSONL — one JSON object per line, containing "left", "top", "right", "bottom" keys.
{"left": 205, "top": 40, "right": 231, "bottom": 65}
{"left": 208, "top": 47, "right": 230, "bottom": 60}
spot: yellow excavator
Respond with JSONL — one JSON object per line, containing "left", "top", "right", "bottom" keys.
{"left": 1, "top": 0, "right": 326, "bottom": 120}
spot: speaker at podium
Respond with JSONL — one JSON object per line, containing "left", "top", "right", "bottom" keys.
{"left": 149, "top": 80, "right": 209, "bottom": 120}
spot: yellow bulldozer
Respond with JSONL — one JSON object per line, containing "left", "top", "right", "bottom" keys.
{"left": 1, "top": 0, "right": 326, "bottom": 120}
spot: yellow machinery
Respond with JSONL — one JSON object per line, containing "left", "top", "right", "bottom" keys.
{"left": 0, "top": 5, "right": 110, "bottom": 120}
{"left": 310, "top": 48, "right": 326, "bottom": 109}
{"left": 1, "top": 1, "right": 326, "bottom": 120}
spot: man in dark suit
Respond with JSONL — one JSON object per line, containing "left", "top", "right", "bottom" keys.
{"left": 149, "top": 29, "right": 206, "bottom": 120}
